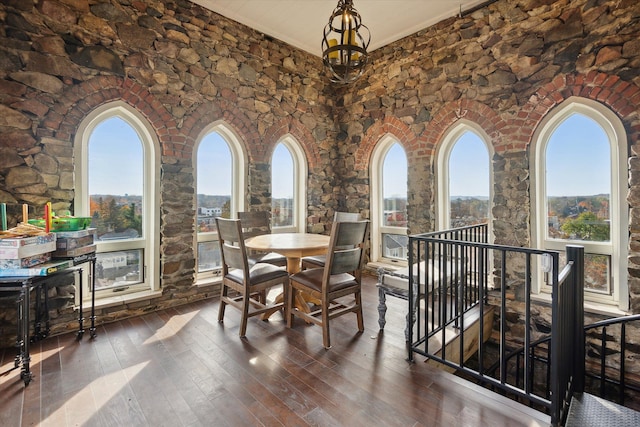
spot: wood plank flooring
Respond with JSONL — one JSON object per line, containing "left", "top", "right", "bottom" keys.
{"left": 0, "top": 275, "right": 550, "bottom": 426}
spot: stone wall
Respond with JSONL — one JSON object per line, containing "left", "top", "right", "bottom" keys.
{"left": 338, "top": 0, "right": 640, "bottom": 398}
{"left": 0, "top": 0, "right": 340, "bottom": 346}
{"left": 0, "top": 0, "right": 640, "bottom": 372}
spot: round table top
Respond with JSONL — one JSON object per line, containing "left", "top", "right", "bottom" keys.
{"left": 244, "top": 232, "right": 330, "bottom": 252}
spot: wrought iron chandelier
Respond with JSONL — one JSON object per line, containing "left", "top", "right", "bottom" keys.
{"left": 321, "top": 0, "right": 370, "bottom": 84}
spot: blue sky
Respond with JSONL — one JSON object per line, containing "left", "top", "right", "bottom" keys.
{"left": 90, "top": 114, "right": 611, "bottom": 199}
{"left": 89, "top": 117, "right": 143, "bottom": 195}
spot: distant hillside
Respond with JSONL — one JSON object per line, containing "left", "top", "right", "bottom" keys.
{"left": 197, "top": 194, "right": 230, "bottom": 208}
{"left": 450, "top": 195, "right": 489, "bottom": 201}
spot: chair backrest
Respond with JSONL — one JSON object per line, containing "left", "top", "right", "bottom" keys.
{"left": 325, "top": 220, "right": 369, "bottom": 276}
{"left": 334, "top": 211, "right": 361, "bottom": 222}
{"left": 215, "top": 217, "right": 249, "bottom": 273}
{"left": 238, "top": 211, "right": 272, "bottom": 239}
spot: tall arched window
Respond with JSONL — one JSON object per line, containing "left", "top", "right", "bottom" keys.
{"left": 271, "top": 137, "right": 307, "bottom": 232}
{"left": 437, "top": 122, "right": 491, "bottom": 231}
{"left": 75, "top": 101, "right": 160, "bottom": 297}
{"left": 370, "top": 136, "right": 408, "bottom": 263}
{"left": 195, "top": 123, "right": 246, "bottom": 280}
{"left": 533, "top": 97, "right": 628, "bottom": 309}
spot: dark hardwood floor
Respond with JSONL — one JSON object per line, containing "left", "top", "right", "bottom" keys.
{"left": 1, "top": 275, "right": 550, "bottom": 426}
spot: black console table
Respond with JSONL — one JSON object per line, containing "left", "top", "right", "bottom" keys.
{"left": 0, "top": 257, "right": 96, "bottom": 385}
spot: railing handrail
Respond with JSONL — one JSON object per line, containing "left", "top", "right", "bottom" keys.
{"left": 407, "top": 226, "right": 584, "bottom": 427}
{"left": 485, "top": 312, "right": 640, "bottom": 416}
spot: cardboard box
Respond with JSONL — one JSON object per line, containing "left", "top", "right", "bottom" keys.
{"left": 0, "top": 259, "right": 72, "bottom": 277}
{"left": 0, "top": 233, "right": 56, "bottom": 259}
{"left": 53, "top": 228, "right": 96, "bottom": 239}
{"left": 53, "top": 244, "right": 96, "bottom": 258}
{"left": 0, "top": 253, "right": 51, "bottom": 269}
{"left": 56, "top": 234, "right": 94, "bottom": 250}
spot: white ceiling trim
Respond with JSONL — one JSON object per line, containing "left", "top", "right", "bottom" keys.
{"left": 191, "top": 0, "right": 489, "bottom": 57}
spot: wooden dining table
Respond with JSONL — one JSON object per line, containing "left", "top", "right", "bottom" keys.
{"left": 244, "top": 232, "right": 330, "bottom": 318}
{"left": 244, "top": 232, "right": 330, "bottom": 275}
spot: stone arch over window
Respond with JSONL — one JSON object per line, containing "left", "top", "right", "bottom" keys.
{"left": 418, "top": 100, "right": 504, "bottom": 236}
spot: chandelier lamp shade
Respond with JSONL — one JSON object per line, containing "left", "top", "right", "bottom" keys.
{"left": 321, "top": 0, "right": 371, "bottom": 84}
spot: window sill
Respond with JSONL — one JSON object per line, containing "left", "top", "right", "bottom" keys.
{"left": 80, "top": 289, "right": 163, "bottom": 311}
{"left": 366, "top": 260, "right": 408, "bottom": 274}
{"left": 530, "top": 292, "right": 629, "bottom": 317}
{"left": 195, "top": 275, "right": 222, "bottom": 287}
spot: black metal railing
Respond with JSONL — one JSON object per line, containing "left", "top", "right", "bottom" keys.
{"left": 487, "top": 309, "right": 640, "bottom": 416}
{"left": 407, "top": 226, "right": 584, "bottom": 427}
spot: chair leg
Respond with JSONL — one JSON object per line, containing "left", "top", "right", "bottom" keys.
{"left": 218, "top": 285, "right": 228, "bottom": 322}
{"left": 355, "top": 290, "right": 364, "bottom": 332}
{"left": 238, "top": 292, "right": 250, "bottom": 337}
{"left": 322, "top": 300, "right": 331, "bottom": 349}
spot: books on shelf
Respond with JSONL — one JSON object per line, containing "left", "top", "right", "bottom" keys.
{"left": 0, "top": 259, "right": 73, "bottom": 277}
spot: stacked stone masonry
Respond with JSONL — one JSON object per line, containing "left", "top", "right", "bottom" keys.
{"left": 0, "top": 0, "right": 639, "bottom": 395}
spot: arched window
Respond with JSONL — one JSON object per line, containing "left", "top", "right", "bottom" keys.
{"left": 75, "top": 101, "right": 160, "bottom": 297}
{"left": 195, "top": 123, "right": 246, "bottom": 280}
{"left": 437, "top": 122, "right": 491, "bottom": 231}
{"left": 271, "top": 137, "right": 307, "bottom": 232}
{"left": 532, "top": 97, "right": 628, "bottom": 309}
{"left": 370, "top": 136, "right": 408, "bottom": 263}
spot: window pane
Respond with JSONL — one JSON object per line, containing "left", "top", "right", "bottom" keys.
{"left": 95, "top": 249, "right": 143, "bottom": 291}
{"left": 272, "top": 143, "right": 294, "bottom": 227}
{"left": 89, "top": 117, "right": 144, "bottom": 241}
{"left": 382, "top": 143, "right": 407, "bottom": 227}
{"left": 197, "top": 241, "right": 221, "bottom": 272}
{"left": 382, "top": 233, "right": 408, "bottom": 260}
{"left": 197, "top": 132, "right": 232, "bottom": 233}
{"left": 557, "top": 251, "right": 611, "bottom": 294}
{"left": 546, "top": 114, "right": 610, "bottom": 242}
{"left": 449, "top": 132, "right": 490, "bottom": 228}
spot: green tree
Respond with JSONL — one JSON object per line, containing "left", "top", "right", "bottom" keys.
{"left": 561, "top": 211, "right": 609, "bottom": 241}
{"left": 121, "top": 202, "right": 142, "bottom": 235}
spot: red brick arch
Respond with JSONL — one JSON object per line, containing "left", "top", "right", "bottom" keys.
{"left": 182, "top": 99, "right": 260, "bottom": 163}
{"left": 263, "top": 117, "right": 320, "bottom": 167}
{"left": 419, "top": 99, "right": 506, "bottom": 156}
{"left": 40, "top": 76, "right": 182, "bottom": 157}
{"left": 356, "top": 116, "right": 417, "bottom": 171}
{"left": 517, "top": 72, "right": 640, "bottom": 149}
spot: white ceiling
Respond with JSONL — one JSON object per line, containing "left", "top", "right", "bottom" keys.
{"left": 191, "top": 0, "right": 488, "bottom": 57}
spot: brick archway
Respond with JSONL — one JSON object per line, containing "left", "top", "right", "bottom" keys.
{"left": 518, "top": 72, "right": 640, "bottom": 148}
{"left": 356, "top": 116, "right": 417, "bottom": 171}
{"left": 40, "top": 76, "right": 181, "bottom": 156}
{"left": 419, "top": 99, "right": 506, "bottom": 155}
{"left": 263, "top": 117, "right": 320, "bottom": 168}
{"left": 182, "top": 98, "right": 259, "bottom": 163}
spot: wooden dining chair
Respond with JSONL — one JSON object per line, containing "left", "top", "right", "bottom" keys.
{"left": 301, "top": 211, "right": 361, "bottom": 270}
{"left": 215, "top": 217, "right": 290, "bottom": 337}
{"left": 287, "top": 219, "right": 369, "bottom": 349}
{"left": 238, "top": 211, "right": 287, "bottom": 267}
